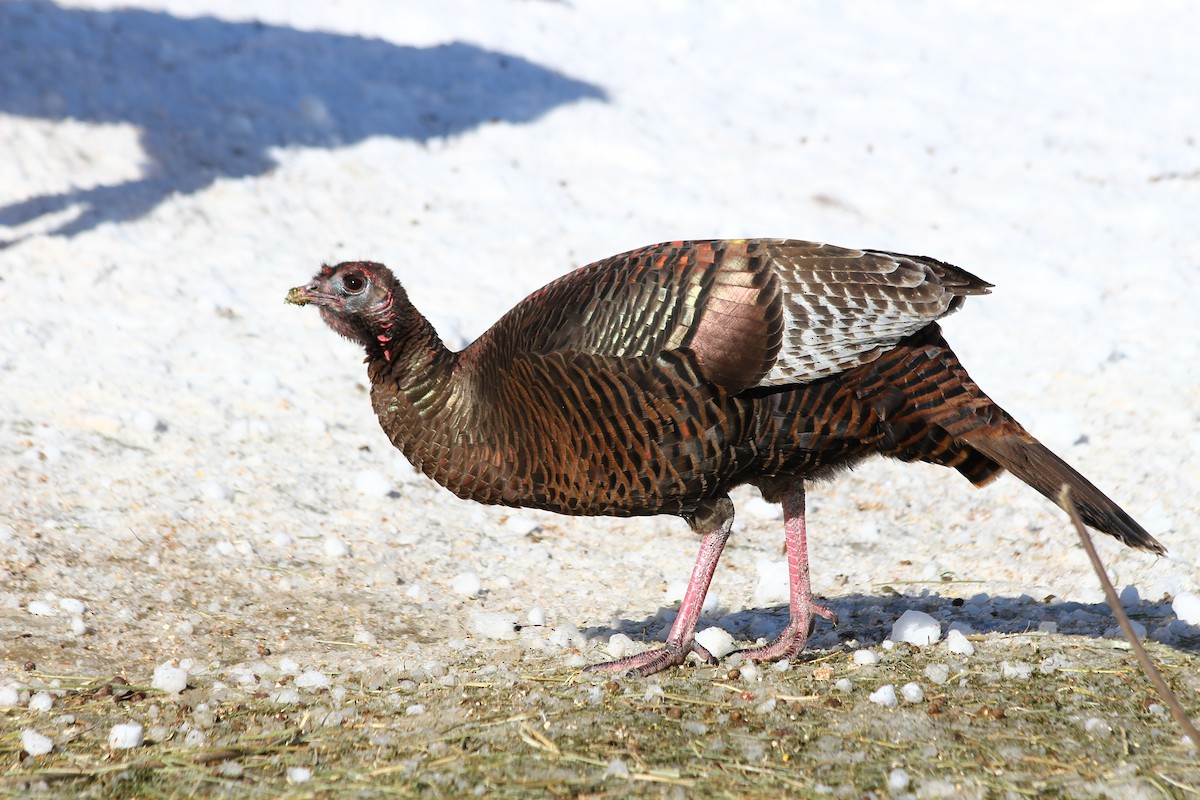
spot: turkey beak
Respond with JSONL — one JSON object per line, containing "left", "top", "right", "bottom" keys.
{"left": 286, "top": 284, "right": 314, "bottom": 306}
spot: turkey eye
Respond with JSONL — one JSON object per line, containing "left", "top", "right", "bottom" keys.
{"left": 342, "top": 273, "right": 366, "bottom": 293}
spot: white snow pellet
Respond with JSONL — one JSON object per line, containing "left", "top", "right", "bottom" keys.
{"left": 739, "top": 662, "right": 761, "bottom": 682}
{"left": 694, "top": 626, "right": 737, "bottom": 658}
{"left": 279, "top": 657, "right": 301, "bottom": 675}
{"left": 527, "top": 607, "right": 547, "bottom": 626}
{"left": 504, "top": 515, "right": 541, "bottom": 535}
{"left": 0, "top": 686, "right": 21, "bottom": 707}
{"left": 1172, "top": 592, "right": 1200, "bottom": 625}
{"left": 353, "top": 629, "right": 377, "bottom": 645}
{"left": 834, "top": 678, "right": 853, "bottom": 693}
{"left": 606, "top": 633, "right": 635, "bottom": 658}
{"left": 29, "top": 692, "right": 53, "bottom": 713}
{"left": 1000, "top": 661, "right": 1032, "bottom": 680}
{"left": 405, "top": 704, "right": 426, "bottom": 715}
{"left": 22, "top": 729, "right": 53, "bottom": 756}
{"left": 945, "top": 629, "right": 975, "bottom": 656}
{"left": 108, "top": 723, "right": 144, "bottom": 749}
{"left": 901, "top": 682, "right": 925, "bottom": 703}
{"left": 605, "top": 758, "right": 630, "bottom": 778}
{"left": 200, "top": 481, "right": 233, "bottom": 501}
{"left": 467, "top": 611, "right": 518, "bottom": 640}
{"left": 891, "top": 609, "right": 941, "bottom": 646}
{"left": 868, "top": 685, "right": 898, "bottom": 707}
{"left": 296, "top": 670, "right": 332, "bottom": 690}
{"left": 888, "top": 768, "right": 910, "bottom": 792}
{"left": 287, "top": 766, "right": 313, "bottom": 784}
{"left": 921, "top": 666, "right": 950, "bottom": 686}
{"left": 354, "top": 469, "right": 392, "bottom": 497}
{"left": 1084, "top": 717, "right": 1112, "bottom": 737}
{"left": 643, "top": 684, "right": 665, "bottom": 703}
{"left": 322, "top": 536, "right": 350, "bottom": 558}
{"left": 270, "top": 688, "right": 300, "bottom": 705}
{"left": 152, "top": 663, "right": 188, "bottom": 694}
{"left": 450, "top": 572, "right": 482, "bottom": 598}
{"left": 853, "top": 649, "right": 879, "bottom": 666}
{"left": 58, "top": 597, "right": 85, "bottom": 615}
{"left": 28, "top": 600, "right": 56, "bottom": 616}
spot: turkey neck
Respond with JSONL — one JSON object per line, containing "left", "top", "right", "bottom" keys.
{"left": 363, "top": 294, "right": 510, "bottom": 500}
{"left": 366, "top": 293, "right": 460, "bottom": 417}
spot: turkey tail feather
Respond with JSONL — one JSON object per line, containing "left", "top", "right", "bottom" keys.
{"left": 962, "top": 430, "right": 1164, "bottom": 554}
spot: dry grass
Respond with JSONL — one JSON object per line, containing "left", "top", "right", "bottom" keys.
{"left": 3, "top": 634, "right": 1199, "bottom": 799}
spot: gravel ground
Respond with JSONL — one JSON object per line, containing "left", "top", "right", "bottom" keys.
{"left": 2, "top": 1, "right": 1198, "bottom": 796}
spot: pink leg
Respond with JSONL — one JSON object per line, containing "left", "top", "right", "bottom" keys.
{"left": 585, "top": 517, "right": 732, "bottom": 677}
{"left": 736, "top": 482, "right": 837, "bottom": 663}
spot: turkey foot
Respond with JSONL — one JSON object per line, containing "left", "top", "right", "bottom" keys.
{"left": 734, "top": 482, "right": 836, "bottom": 664}
{"left": 585, "top": 639, "right": 717, "bottom": 677}
{"left": 736, "top": 601, "right": 838, "bottom": 662}
{"left": 584, "top": 514, "right": 732, "bottom": 676}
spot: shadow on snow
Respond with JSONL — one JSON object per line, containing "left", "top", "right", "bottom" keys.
{"left": 0, "top": 1, "right": 606, "bottom": 245}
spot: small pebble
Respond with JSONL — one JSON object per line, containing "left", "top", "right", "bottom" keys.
{"left": 868, "top": 685, "right": 898, "bottom": 707}
{"left": 108, "top": 723, "right": 144, "bottom": 749}
{"left": 900, "top": 682, "right": 925, "bottom": 703}
{"left": 405, "top": 704, "right": 426, "bottom": 715}
{"left": 22, "top": 729, "right": 53, "bottom": 756}
{"left": 834, "top": 678, "right": 853, "bottom": 693}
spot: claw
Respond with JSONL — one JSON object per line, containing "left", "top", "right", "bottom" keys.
{"left": 584, "top": 640, "right": 716, "bottom": 677}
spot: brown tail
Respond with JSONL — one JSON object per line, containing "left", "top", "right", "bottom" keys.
{"left": 868, "top": 324, "right": 1164, "bottom": 555}
{"left": 961, "top": 428, "right": 1164, "bottom": 554}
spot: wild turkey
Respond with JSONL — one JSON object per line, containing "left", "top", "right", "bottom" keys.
{"left": 287, "top": 238, "right": 1163, "bottom": 676}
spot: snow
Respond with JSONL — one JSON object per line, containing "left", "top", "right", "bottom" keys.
{"left": 108, "top": 723, "right": 145, "bottom": 750}
{"left": 152, "top": 663, "right": 189, "bottom": 694}
{"left": 945, "top": 630, "right": 976, "bottom": 657}
{"left": 892, "top": 610, "right": 942, "bottom": 646}
{"left": 694, "top": 626, "right": 737, "bottom": 659}
{"left": 22, "top": 729, "right": 54, "bottom": 757}
{"left": 868, "top": 685, "right": 898, "bottom": 708}
{"left": 1, "top": 0, "right": 1197, "bottom": 686}
{"left": 1172, "top": 592, "right": 1200, "bottom": 626}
